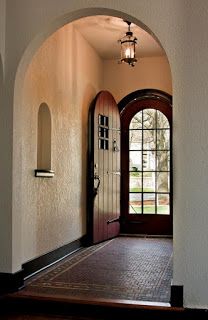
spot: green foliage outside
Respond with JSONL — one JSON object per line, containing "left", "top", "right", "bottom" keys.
{"left": 130, "top": 187, "right": 154, "bottom": 192}
{"left": 129, "top": 205, "right": 169, "bottom": 214}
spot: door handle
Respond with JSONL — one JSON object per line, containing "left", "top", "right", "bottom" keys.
{"left": 93, "top": 174, "right": 100, "bottom": 197}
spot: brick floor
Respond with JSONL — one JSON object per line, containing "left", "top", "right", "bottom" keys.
{"left": 18, "top": 237, "right": 172, "bottom": 303}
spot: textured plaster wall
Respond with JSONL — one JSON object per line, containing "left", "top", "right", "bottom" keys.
{"left": 171, "top": 1, "right": 208, "bottom": 309}
{"left": 21, "top": 23, "right": 103, "bottom": 262}
{"left": 1, "top": 0, "right": 208, "bottom": 309}
{"left": 103, "top": 56, "right": 172, "bottom": 102}
{"left": 0, "top": 0, "right": 13, "bottom": 272}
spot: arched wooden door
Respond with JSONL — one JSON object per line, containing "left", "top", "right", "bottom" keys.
{"left": 87, "top": 91, "right": 120, "bottom": 244}
{"left": 119, "top": 90, "right": 172, "bottom": 235}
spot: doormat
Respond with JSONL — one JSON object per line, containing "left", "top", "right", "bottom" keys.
{"left": 19, "top": 237, "right": 173, "bottom": 303}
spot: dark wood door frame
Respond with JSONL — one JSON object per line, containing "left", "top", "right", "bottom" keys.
{"left": 118, "top": 89, "right": 173, "bottom": 235}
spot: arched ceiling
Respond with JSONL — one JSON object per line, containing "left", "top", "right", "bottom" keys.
{"left": 72, "top": 16, "right": 165, "bottom": 60}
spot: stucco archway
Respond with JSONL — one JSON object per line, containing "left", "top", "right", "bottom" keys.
{"left": 12, "top": 5, "right": 173, "bottom": 288}
{"left": 2, "top": 0, "right": 208, "bottom": 309}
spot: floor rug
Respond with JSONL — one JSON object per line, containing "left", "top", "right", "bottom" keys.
{"left": 19, "top": 237, "right": 173, "bottom": 303}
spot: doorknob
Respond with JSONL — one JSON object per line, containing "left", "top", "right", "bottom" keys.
{"left": 93, "top": 174, "right": 100, "bottom": 197}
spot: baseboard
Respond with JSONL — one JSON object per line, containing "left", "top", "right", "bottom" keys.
{"left": 119, "top": 233, "right": 173, "bottom": 239}
{"left": 22, "top": 235, "right": 86, "bottom": 279}
{"left": 0, "top": 237, "right": 86, "bottom": 294}
{"left": 0, "top": 270, "right": 24, "bottom": 294}
{"left": 170, "top": 285, "right": 183, "bottom": 307}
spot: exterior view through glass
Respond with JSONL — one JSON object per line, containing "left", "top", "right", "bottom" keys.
{"left": 129, "top": 109, "right": 170, "bottom": 215}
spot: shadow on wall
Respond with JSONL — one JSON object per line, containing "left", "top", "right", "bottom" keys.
{"left": 81, "top": 84, "right": 96, "bottom": 234}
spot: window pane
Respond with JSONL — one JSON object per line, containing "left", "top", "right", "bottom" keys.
{"left": 129, "top": 151, "right": 142, "bottom": 171}
{"left": 143, "top": 151, "right": 156, "bottom": 171}
{"left": 157, "top": 110, "right": 169, "bottom": 129}
{"left": 128, "top": 107, "right": 171, "bottom": 217}
{"left": 99, "top": 127, "right": 108, "bottom": 138}
{"left": 143, "top": 109, "right": 156, "bottom": 129}
{"left": 130, "top": 112, "right": 142, "bottom": 129}
{"left": 143, "top": 193, "right": 155, "bottom": 214}
{"left": 157, "top": 151, "right": 170, "bottom": 171}
{"left": 157, "top": 194, "right": 170, "bottom": 215}
{"left": 143, "top": 172, "right": 155, "bottom": 192}
{"left": 129, "top": 193, "right": 142, "bottom": 214}
{"left": 129, "top": 130, "right": 142, "bottom": 150}
{"left": 157, "top": 172, "right": 169, "bottom": 192}
{"left": 157, "top": 129, "right": 170, "bottom": 150}
{"left": 143, "top": 130, "right": 156, "bottom": 150}
{"left": 129, "top": 172, "right": 142, "bottom": 192}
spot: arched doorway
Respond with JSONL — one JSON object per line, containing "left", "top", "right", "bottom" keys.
{"left": 6, "top": 4, "right": 173, "bottom": 305}
{"left": 119, "top": 89, "right": 172, "bottom": 235}
{"left": 14, "top": 13, "right": 172, "bottom": 270}
{"left": 4, "top": 0, "right": 208, "bottom": 311}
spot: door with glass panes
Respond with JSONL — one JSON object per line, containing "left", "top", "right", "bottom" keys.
{"left": 87, "top": 91, "right": 120, "bottom": 244}
{"left": 120, "top": 95, "right": 172, "bottom": 235}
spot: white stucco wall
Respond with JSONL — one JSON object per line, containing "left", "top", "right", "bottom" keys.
{"left": 21, "top": 23, "right": 103, "bottom": 262}
{"left": 1, "top": 0, "right": 208, "bottom": 309}
{"left": 103, "top": 56, "right": 172, "bottom": 102}
{"left": 172, "top": 1, "right": 208, "bottom": 309}
{"left": 0, "top": 0, "right": 13, "bottom": 272}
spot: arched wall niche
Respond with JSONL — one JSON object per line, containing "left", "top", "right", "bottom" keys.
{"left": 37, "top": 103, "right": 52, "bottom": 170}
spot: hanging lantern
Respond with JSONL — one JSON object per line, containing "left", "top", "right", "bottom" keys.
{"left": 118, "top": 21, "right": 137, "bottom": 67}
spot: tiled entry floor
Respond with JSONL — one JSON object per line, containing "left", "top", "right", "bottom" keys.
{"left": 18, "top": 237, "right": 173, "bottom": 303}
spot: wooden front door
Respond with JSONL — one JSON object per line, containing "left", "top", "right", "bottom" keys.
{"left": 87, "top": 91, "right": 120, "bottom": 244}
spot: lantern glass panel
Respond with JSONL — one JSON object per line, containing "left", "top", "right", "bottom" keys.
{"left": 121, "top": 39, "right": 136, "bottom": 60}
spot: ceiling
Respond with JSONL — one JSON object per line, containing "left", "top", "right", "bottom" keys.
{"left": 72, "top": 16, "right": 165, "bottom": 60}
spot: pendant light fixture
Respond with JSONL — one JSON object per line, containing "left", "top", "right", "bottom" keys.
{"left": 118, "top": 20, "right": 137, "bottom": 67}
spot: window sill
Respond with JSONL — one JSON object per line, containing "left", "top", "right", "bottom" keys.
{"left": 34, "top": 169, "right": 55, "bottom": 178}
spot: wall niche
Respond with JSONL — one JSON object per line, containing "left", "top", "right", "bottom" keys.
{"left": 35, "top": 103, "right": 54, "bottom": 178}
